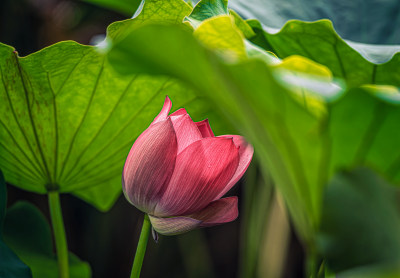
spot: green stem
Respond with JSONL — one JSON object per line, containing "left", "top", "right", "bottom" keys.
{"left": 48, "top": 191, "right": 69, "bottom": 278}
{"left": 130, "top": 214, "right": 151, "bottom": 278}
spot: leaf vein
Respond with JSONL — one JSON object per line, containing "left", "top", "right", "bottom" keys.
{"left": 62, "top": 78, "right": 171, "bottom": 186}
{"left": 57, "top": 58, "right": 106, "bottom": 181}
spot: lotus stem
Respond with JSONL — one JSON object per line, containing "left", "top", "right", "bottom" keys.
{"left": 130, "top": 214, "right": 151, "bottom": 278}
{"left": 48, "top": 191, "right": 69, "bottom": 278}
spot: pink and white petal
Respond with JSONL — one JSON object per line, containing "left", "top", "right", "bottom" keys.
{"left": 122, "top": 118, "right": 177, "bottom": 213}
{"left": 155, "top": 137, "right": 240, "bottom": 217}
{"left": 190, "top": 197, "right": 238, "bottom": 227}
{"left": 148, "top": 215, "right": 202, "bottom": 235}
{"left": 169, "top": 114, "right": 203, "bottom": 154}
{"left": 196, "top": 119, "right": 214, "bottom": 138}
{"left": 152, "top": 96, "right": 172, "bottom": 124}
{"left": 214, "top": 135, "right": 254, "bottom": 199}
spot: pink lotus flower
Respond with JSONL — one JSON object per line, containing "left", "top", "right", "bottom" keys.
{"left": 122, "top": 96, "right": 253, "bottom": 235}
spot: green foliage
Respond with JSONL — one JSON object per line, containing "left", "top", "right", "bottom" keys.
{"left": 0, "top": 170, "right": 32, "bottom": 278}
{"left": 107, "top": 16, "right": 400, "bottom": 244}
{"left": 247, "top": 19, "right": 400, "bottom": 87}
{"left": 229, "top": 0, "right": 400, "bottom": 44}
{"left": 2, "top": 0, "right": 400, "bottom": 275}
{"left": 106, "top": 0, "right": 192, "bottom": 41}
{"left": 3, "top": 202, "right": 91, "bottom": 278}
{"left": 318, "top": 168, "right": 400, "bottom": 276}
{"left": 0, "top": 0, "right": 216, "bottom": 211}
{"left": 185, "top": 0, "right": 228, "bottom": 27}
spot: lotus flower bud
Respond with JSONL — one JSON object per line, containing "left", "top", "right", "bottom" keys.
{"left": 122, "top": 96, "right": 253, "bottom": 235}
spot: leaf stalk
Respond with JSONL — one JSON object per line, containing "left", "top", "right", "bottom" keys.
{"left": 48, "top": 191, "right": 69, "bottom": 278}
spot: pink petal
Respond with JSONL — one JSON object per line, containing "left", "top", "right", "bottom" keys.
{"left": 196, "top": 119, "right": 215, "bottom": 138}
{"left": 154, "top": 137, "right": 240, "bottom": 216}
{"left": 169, "top": 113, "right": 203, "bottom": 154}
{"left": 191, "top": 197, "right": 238, "bottom": 227}
{"left": 148, "top": 215, "right": 201, "bottom": 235}
{"left": 122, "top": 118, "right": 177, "bottom": 213}
{"left": 214, "top": 135, "right": 254, "bottom": 199}
{"left": 152, "top": 96, "right": 172, "bottom": 124}
{"left": 170, "top": 108, "right": 187, "bottom": 117}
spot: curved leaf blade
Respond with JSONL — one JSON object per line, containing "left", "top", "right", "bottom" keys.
{"left": 107, "top": 22, "right": 400, "bottom": 242}
{"left": 247, "top": 19, "right": 400, "bottom": 87}
{"left": 229, "top": 0, "right": 400, "bottom": 45}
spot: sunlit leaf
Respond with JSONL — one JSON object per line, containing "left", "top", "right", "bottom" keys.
{"left": 184, "top": 0, "right": 278, "bottom": 64}
{"left": 194, "top": 15, "right": 247, "bottom": 60}
{"left": 0, "top": 0, "right": 215, "bottom": 211}
{"left": 185, "top": 0, "right": 228, "bottom": 28}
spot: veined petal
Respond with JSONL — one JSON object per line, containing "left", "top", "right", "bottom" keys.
{"left": 196, "top": 119, "right": 214, "bottom": 138}
{"left": 148, "top": 215, "right": 201, "bottom": 235}
{"left": 152, "top": 96, "right": 172, "bottom": 124}
{"left": 155, "top": 137, "right": 239, "bottom": 216}
{"left": 170, "top": 113, "right": 202, "bottom": 154}
{"left": 215, "top": 135, "right": 254, "bottom": 199}
{"left": 122, "top": 118, "right": 177, "bottom": 213}
{"left": 170, "top": 108, "right": 188, "bottom": 117}
{"left": 190, "top": 197, "right": 238, "bottom": 227}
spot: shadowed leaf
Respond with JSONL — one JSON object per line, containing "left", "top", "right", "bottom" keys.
{"left": 4, "top": 202, "right": 91, "bottom": 278}
{"left": 0, "top": 170, "right": 32, "bottom": 278}
{"left": 317, "top": 168, "right": 400, "bottom": 276}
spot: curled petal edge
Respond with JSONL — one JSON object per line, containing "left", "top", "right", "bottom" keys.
{"left": 215, "top": 135, "right": 254, "bottom": 199}
{"left": 148, "top": 215, "right": 202, "bottom": 236}
{"left": 191, "top": 196, "right": 238, "bottom": 227}
{"left": 149, "top": 197, "right": 238, "bottom": 235}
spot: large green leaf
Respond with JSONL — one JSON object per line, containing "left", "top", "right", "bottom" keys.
{"left": 247, "top": 19, "right": 400, "bottom": 87}
{"left": 107, "top": 20, "right": 400, "bottom": 243}
{"left": 3, "top": 202, "right": 91, "bottom": 278}
{"left": 229, "top": 0, "right": 400, "bottom": 45}
{"left": 197, "top": 0, "right": 400, "bottom": 75}
{"left": 318, "top": 168, "right": 400, "bottom": 276}
{"left": 0, "top": 170, "right": 32, "bottom": 278}
{"left": 0, "top": 0, "right": 216, "bottom": 211}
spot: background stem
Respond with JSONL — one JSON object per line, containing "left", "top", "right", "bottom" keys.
{"left": 130, "top": 214, "right": 151, "bottom": 278}
{"left": 48, "top": 191, "right": 69, "bottom": 278}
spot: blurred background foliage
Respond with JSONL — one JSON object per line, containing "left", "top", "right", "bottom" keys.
{"left": 1, "top": 0, "right": 400, "bottom": 277}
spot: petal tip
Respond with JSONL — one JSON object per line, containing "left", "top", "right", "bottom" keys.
{"left": 153, "top": 96, "right": 173, "bottom": 124}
